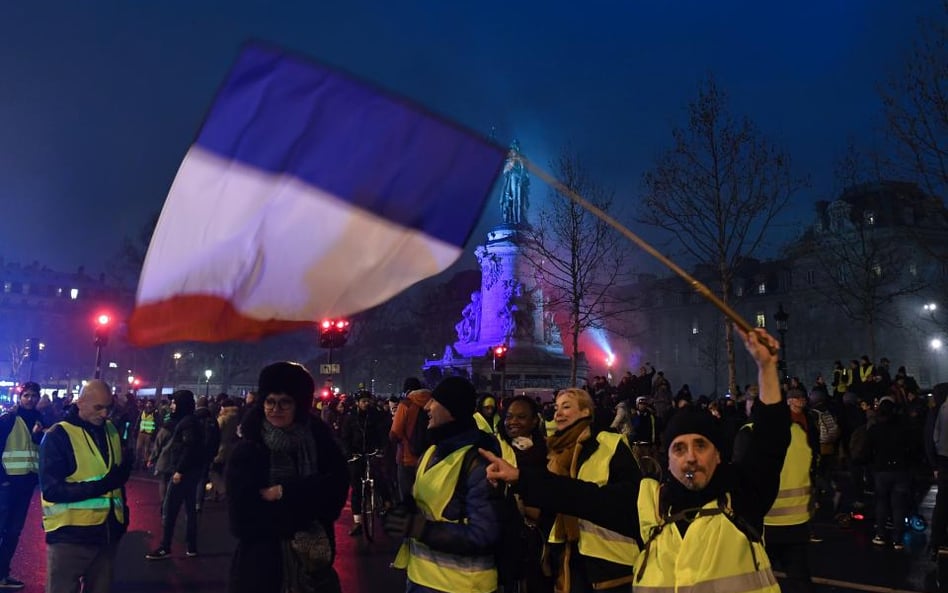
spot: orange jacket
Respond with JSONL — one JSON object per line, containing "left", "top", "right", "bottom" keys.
{"left": 389, "top": 389, "right": 432, "bottom": 467}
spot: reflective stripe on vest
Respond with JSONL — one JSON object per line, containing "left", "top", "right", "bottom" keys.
{"left": 548, "top": 432, "right": 640, "bottom": 568}
{"left": 392, "top": 444, "right": 496, "bottom": 593}
{"left": 2, "top": 416, "right": 38, "bottom": 475}
{"left": 636, "top": 478, "right": 779, "bottom": 593}
{"left": 139, "top": 412, "right": 156, "bottom": 434}
{"left": 765, "top": 423, "right": 812, "bottom": 526}
{"left": 859, "top": 364, "right": 874, "bottom": 382}
{"left": 41, "top": 421, "right": 125, "bottom": 533}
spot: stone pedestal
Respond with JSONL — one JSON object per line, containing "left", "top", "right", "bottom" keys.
{"left": 423, "top": 224, "right": 585, "bottom": 393}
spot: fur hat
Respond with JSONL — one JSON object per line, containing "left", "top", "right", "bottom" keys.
{"left": 662, "top": 408, "right": 724, "bottom": 453}
{"left": 258, "top": 362, "right": 315, "bottom": 412}
{"left": 431, "top": 376, "right": 477, "bottom": 426}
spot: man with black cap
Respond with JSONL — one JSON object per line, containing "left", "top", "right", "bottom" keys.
{"left": 341, "top": 390, "right": 388, "bottom": 536}
{"left": 634, "top": 326, "right": 790, "bottom": 593}
{"left": 0, "top": 382, "right": 46, "bottom": 589}
{"left": 145, "top": 390, "right": 204, "bottom": 559}
{"left": 385, "top": 376, "right": 504, "bottom": 593}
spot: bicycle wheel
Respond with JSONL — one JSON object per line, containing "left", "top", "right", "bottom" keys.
{"left": 362, "top": 479, "right": 376, "bottom": 542}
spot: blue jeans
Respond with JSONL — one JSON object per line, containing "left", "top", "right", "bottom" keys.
{"left": 0, "top": 477, "right": 35, "bottom": 579}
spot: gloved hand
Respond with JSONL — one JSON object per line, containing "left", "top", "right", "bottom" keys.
{"left": 101, "top": 459, "right": 132, "bottom": 491}
{"left": 383, "top": 504, "right": 427, "bottom": 539}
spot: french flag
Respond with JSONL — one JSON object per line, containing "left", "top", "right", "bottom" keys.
{"left": 128, "top": 43, "right": 505, "bottom": 346}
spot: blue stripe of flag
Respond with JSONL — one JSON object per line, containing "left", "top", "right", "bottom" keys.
{"left": 195, "top": 43, "right": 505, "bottom": 248}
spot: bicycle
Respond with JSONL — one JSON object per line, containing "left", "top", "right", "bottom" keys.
{"left": 631, "top": 441, "right": 663, "bottom": 480}
{"left": 348, "top": 449, "right": 385, "bottom": 542}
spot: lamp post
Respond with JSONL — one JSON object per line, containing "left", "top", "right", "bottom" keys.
{"left": 204, "top": 369, "right": 213, "bottom": 398}
{"left": 172, "top": 352, "right": 182, "bottom": 390}
{"left": 773, "top": 303, "right": 789, "bottom": 379}
{"left": 127, "top": 374, "right": 135, "bottom": 394}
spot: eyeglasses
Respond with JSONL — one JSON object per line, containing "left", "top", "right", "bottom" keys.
{"left": 264, "top": 398, "right": 295, "bottom": 411}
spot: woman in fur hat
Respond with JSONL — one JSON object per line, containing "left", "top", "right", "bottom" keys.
{"left": 225, "top": 362, "right": 348, "bottom": 593}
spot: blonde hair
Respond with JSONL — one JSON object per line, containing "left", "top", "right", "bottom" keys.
{"left": 555, "top": 388, "right": 595, "bottom": 421}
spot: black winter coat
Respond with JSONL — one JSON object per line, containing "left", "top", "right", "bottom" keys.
{"left": 225, "top": 410, "right": 348, "bottom": 593}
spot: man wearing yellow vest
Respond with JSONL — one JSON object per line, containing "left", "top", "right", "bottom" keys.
{"left": 39, "top": 380, "right": 130, "bottom": 593}
{"left": 0, "top": 381, "right": 46, "bottom": 590}
{"left": 765, "top": 388, "right": 818, "bottom": 592}
{"left": 384, "top": 376, "right": 503, "bottom": 593}
{"left": 474, "top": 396, "right": 500, "bottom": 434}
{"left": 134, "top": 399, "right": 160, "bottom": 472}
{"left": 633, "top": 327, "right": 790, "bottom": 593}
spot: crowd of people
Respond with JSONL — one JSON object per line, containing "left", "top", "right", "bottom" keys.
{"left": 0, "top": 337, "right": 943, "bottom": 593}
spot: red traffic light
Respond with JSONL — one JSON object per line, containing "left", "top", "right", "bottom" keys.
{"left": 318, "top": 318, "right": 351, "bottom": 349}
{"left": 96, "top": 313, "right": 111, "bottom": 326}
{"left": 320, "top": 388, "right": 331, "bottom": 399}
{"left": 494, "top": 345, "right": 507, "bottom": 357}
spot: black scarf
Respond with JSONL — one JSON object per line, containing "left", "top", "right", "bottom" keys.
{"left": 262, "top": 418, "right": 319, "bottom": 484}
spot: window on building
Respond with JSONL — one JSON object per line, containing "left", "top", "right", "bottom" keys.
{"left": 692, "top": 321, "right": 700, "bottom": 335}
{"left": 757, "top": 282, "right": 766, "bottom": 295}
{"left": 806, "top": 270, "right": 816, "bottom": 285}
{"left": 735, "top": 285, "right": 744, "bottom": 297}
{"left": 56, "top": 287, "right": 63, "bottom": 297}
{"left": 872, "top": 264, "right": 883, "bottom": 278}
{"left": 69, "top": 288, "right": 79, "bottom": 300}
{"left": 864, "top": 210, "right": 875, "bottom": 225}
{"left": 756, "top": 313, "right": 766, "bottom": 328}
{"left": 909, "top": 262, "right": 918, "bottom": 277}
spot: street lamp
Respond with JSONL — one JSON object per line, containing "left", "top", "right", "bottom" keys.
{"left": 773, "top": 303, "right": 790, "bottom": 379}
{"left": 127, "top": 374, "right": 135, "bottom": 394}
{"left": 204, "top": 369, "right": 213, "bottom": 398}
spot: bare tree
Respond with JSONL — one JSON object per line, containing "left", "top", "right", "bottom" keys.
{"left": 790, "top": 147, "right": 931, "bottom": 359}
{"left": 640, "top": 76, "right": 805, "bottom": 394}
{"left": 522, "top": 147, "right": 635, "bottom": 385}
{"left": 882, "top": 0, "right": 948, "bottom": 196}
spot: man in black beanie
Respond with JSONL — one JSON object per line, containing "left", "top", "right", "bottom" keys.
{"left": 633, "top": 327, "right": 790, "bottom": 593}
{"left": 146, "top": 390, "right": 203, "bottom": 560}
{"left": 385, "top": 376, "right": 504, "bottom": 593}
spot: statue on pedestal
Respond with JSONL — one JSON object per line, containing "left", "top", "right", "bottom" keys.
{"left": 455, "top": 291, "right": 482, "bottom": 344}
{"left": 500, "top": 140, "right": 529, "bottom": 225}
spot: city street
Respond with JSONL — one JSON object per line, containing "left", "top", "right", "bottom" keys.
{"left": 3, "top": 472, "right": 946, "bottom": 592}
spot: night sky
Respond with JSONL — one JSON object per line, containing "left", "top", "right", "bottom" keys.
{"left": 0, "top": 1, "right": 931, "bottom": 276}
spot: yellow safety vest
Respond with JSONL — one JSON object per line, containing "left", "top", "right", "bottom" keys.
{"left": 548, "top": 432, "right": 640, "bottom": 569}
{"left": 765, "top": 422, "right": 812, "bottom": 527}
{"left": 636, "top": 478, "right": 779, "bottom": 593}
{"left": 498, "top": 436, "right": 518, "bottom": 467}
{"left": 474, "top": 412, "right": 498, "bottom": 434}
{"left": 859, "top": 364, "right": 874, "bottom": 383}
{"left": 2, "top": 416, "right": 38, "bottom": 475}
{"left": 393, "top": 444, "right": 496, "bottom": 593}
{"left": 545, "top": 419, "right": 557, "bottom": 437}
{"left": 139, "top": 411, "right": 156, "bottom": 434}
{"left": 41, "top": 421, "right": 125, "bottom": 533}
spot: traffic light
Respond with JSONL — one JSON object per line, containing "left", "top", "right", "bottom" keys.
{"left": 94, "top": 313, "right": 111, "bottom": 347}
{"left": 492, "top": 344, "right": 508, "bottom": 372}
{"left": 318, "top": 319, "right": 350, "bottom": 348}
